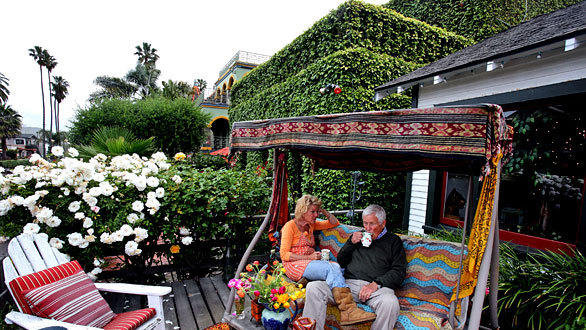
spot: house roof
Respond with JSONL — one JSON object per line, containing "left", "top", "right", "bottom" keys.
{"left": 375, "top": 1, "right": 586, "bottom": 93}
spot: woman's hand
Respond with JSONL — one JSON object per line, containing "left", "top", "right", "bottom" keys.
{"left": 321, "top": 208, "right": 338, "bottom": 224}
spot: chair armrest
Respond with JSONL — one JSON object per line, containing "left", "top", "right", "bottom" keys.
{"left": 94, "top": 282, "right": 171, "bottom": 296}
{"left": 5, "top": 311, "right": 102, "bottom": 329}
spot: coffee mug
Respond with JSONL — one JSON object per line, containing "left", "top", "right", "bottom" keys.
{"left": 321, "top": 249, "right": 330, "bottom": 261}
{"left": 361, "top": 232, "right": 372, "bottom": 247}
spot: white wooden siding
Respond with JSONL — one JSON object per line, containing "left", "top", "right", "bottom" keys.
{"left": 408, "top": 170, "right": 429, "bottom": 234}
{"left": 418, "top": 46, "right": 586, "bottom": 107}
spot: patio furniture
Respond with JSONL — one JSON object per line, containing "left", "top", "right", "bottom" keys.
{"left": 3, "top": 233, "right": 171, "bottom": 330}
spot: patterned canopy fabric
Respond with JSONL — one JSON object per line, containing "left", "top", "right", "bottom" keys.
{"left": 229, "top": 105, "right": 512, "bottom": 176}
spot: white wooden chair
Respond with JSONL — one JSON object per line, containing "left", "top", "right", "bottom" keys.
{"left": 3, "top": 234, "right": 171, "bottom": 330}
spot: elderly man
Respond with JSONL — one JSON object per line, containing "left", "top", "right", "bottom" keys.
{"left": 303, "top": 204, "right": 407, "bottom": 329}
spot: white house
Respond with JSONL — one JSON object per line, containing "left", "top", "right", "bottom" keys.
{"left": 375, "top": 2, "right": 586, "bottom": 253}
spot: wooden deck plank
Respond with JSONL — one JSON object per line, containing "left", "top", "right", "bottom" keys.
{"left": 185, "top": 279, "right": 214, "bottom": 329}
{"left": 171, "top": 281, "right": 197, "bottom": 330}
{"left": 199, "top": 277, "right": 225, "bottom": 324}
{"left": 162, "top": 284, "right": 179, "bottom": 330}
{"left": 210, "top": 275, "right": 230, "bottom": 309}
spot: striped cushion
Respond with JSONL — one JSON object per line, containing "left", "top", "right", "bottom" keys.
{"left": 104, "top": 308, "right": 156, "bottom": 330}
{"left": 317, "top": 224, "right": 361, "bottom": 261}
{"left": 396, "top": 236, "right": 467, "bottom": 308}
{"left": 22, "top": 269, "right": 115, "bottom": 327}
{"left": 9, "top": 260, "right": 84, "bottom": 314}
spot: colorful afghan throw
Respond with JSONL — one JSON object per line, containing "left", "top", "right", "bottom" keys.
{"left": 451, "top": 153, "right": 502, "bottom": 301}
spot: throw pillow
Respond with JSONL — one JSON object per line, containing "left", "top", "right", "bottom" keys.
{"left": 23, "top": 269, "right": 115, "bottom": 327}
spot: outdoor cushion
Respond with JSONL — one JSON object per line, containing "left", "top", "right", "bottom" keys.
{"left": 317, "top": 224, "right": 361, "bottom": 261}
{"left": 8, "top": 260, "right": 85, "bottom": 315}
{"left": 103, "top": 308, "right": 156, "bottom": 330}
{"left": 22, "top": 269, "right": 115, "bottom": 327}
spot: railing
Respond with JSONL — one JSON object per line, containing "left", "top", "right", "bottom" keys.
{"left": 213, "top": 137, "right": 229, "bottom": 149}
{"left": 218, "top": 51, "right": 270, "bottom": 78}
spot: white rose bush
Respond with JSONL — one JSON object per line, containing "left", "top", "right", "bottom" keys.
{"left": 0, "top": 149, "right": 270, "bottom": 279}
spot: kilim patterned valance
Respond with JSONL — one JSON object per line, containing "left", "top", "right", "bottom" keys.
{"left": 229, "top": 105, "right": 512, "bottom": 175}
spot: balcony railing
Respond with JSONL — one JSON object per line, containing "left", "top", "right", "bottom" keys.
{"left": 218, "top": 51, "right": 270, "bottom": 78}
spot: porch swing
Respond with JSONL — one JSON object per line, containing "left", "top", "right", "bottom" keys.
{"left": 223, "top": 104, "right": 513, "bottom": 329}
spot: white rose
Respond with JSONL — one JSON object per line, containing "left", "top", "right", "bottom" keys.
{"left": 51, "top": 146, "right": 64, "bottom": 157}
{"left": 93, "top": 259, "right": 102, "bottom": 267}
{"left": 78, "top": 240, "right": 89, "bottom": 248}
{"left": 67, "top": 232, "right": 84, "bottom": 246}
{"left": 155, "top": 187, "right": 165, "bottom": 198}
{"left": 68, "top": 201, "right": 81, "bottom": 213}
{"left": 62, "top": 188, "right": 70, "bottom": 196}
{"left": 179, "top": 227, "right": 191, "bottom": 236}
{"left": 91, "top": 267, "right": 102, "bottom": 275}
{"left": 134, "top": 227, "right": 148, "bottom": 242}
{"left": 49, "top": 237, "right": 64, "bottom": 249}
{"left": 146, "top": 176, "right": 159, "bottom": 188}
{"left": 132, "top": 201, "right": 144, "bottom": 212}
{"left": 100, "top": 233, "right": 113, "bottom": 244}
{"left": 181, "top": 236, "right": 193, "bottom": 245}
{"left": 29, "top": 153, "right": 42, "bottom": 164}
{"left": 83, "top": 217, "right": 93, "bottom": 228}
{"left": 124, "top": 241, "right": 142, "bottom": 256}
{"left": 171, "top": 175, "right": 182, "bottom": 184}
{"left": 119, "top": 224, "right": 133, "bottom": 236}
{"left": 111, "top": 231, "right": 124, "bottom": 242}
{"left": 147, "top": 191, "right": 157, "bottom": 200}
{"left": 46, "top": 216, "right": 62, "bottom": 228}
{"left": 74, "top": 212, "right": 85, "bottom": 220}
{"left": 68, "top": 147, "right": 79, "bottom": 157}
{"left": 23, "top": 223, "right": 40, "bottom": 235}
{"left": 93, "top": 172, "right": 105, "bottom": 182}
{"left": 127, "top": 213, "right": 139, "bottom": 224}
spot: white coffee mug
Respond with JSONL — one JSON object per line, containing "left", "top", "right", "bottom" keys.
{"left": 321, "top": 249, "right": 331, "bottom": 261}
{"left": 361, "top": 232, "right": 372, "bottom": 247}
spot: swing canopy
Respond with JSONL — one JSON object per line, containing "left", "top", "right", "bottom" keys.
{"left": 229, "top": 104, "right": 512, "bottom": 176}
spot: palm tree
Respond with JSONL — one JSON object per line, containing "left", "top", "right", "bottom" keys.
{"left": 0, "top": 72, "right": 9, "bottom": 105}
{"left": 51, "top": 76, "right": 69, "bottom": 141}
{"left": 28, "top": 46, "right": 47, "bottom": 157}
{"left": 43, "top": 50, "right": 57, "bottom": 150}
{"left": 0, "top": 104, "right": 22, "bottom": 160}
{"left": 134, "top": 42, "right": 159, "bottom": 96}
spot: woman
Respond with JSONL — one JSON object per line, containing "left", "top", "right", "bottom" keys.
{"left": 280, "top": 195, "right": 376, "bottom": 325}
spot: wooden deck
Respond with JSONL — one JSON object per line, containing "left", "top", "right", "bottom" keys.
{"left": 102, "top": 275, "right": 231, "bottom": 330}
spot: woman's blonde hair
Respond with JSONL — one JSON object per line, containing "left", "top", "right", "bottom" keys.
{"left": 294, "top": 195, "right": 322, "bottom": 221}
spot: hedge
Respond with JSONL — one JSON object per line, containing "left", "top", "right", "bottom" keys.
{"left": 69, "top": 97, "right": 210, "bottom": 155}
{"left": 384, "top": 0, "right": 582, "bottom": 42}
{"left": 229, "top": 48, "right": 415, "bottom": 122}
{"left": 230, "top": 0, "right": 471, "bottom": 107}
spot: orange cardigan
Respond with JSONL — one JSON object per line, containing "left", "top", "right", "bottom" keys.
{"left": 280, "top": 218, "right": 339, "bottom": 261}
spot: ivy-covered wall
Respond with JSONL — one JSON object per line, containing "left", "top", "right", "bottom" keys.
{"left": 383, "top": 0, "right": 582, "bottom": 42}
{"left": 228, "top": 1, "right": 473, "bottom": 225}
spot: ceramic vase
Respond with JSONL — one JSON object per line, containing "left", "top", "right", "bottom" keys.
{"left": 261, "top": 302, "right": 298, "bottom": 330}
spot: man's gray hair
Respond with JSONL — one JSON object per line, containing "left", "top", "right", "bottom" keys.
{"left": 363, "top": 204, "right": 386, "bottom": 224}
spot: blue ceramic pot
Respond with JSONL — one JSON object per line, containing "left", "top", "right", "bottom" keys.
{"left": 261, "top": 302, "right": 298, "bottom": 330}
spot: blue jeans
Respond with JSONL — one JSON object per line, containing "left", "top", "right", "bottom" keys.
{"left": 302, "top": 260, "right": 348, "bottom": 289}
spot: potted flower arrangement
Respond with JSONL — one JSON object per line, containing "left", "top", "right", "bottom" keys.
{"left": 232, "top": 260, "right": 305, "bottom": 329}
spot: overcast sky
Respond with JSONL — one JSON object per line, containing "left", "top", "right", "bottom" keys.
{"left": 1, "top": 0, "right": 388, "bottom": 131}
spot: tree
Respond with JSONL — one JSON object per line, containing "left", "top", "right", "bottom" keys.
{"left": 28, "top": 46, "right": 47, "bottom": 157}
{"left": 51, "top": 76, "right": 69, "bottom": 141}
{"left": 0, "top": 72, "right": 9, "bottom": 105}
{"left": 0, "top": 104, "right": 22, "bottom": 160}
{"left": 161, "top": 80, "right": 193, "bottom": 100}
{"left": 134, "top": 42, "right": 159, "bottom": 96}
{"left": 43, "top": 50, "right": 57, "bottom": 150}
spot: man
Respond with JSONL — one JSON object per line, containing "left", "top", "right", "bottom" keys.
{"left": 303, "top": 204, "right": 407, "bottom": 329}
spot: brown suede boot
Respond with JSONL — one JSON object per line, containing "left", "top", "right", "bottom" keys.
{"left": 332, "top": 287, "right": 377, "bottom": 325}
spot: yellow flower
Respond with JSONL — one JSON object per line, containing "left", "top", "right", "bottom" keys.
{"left": 170, "top": 245, "right": 180, "bottom": 254}
{"left": 302, "top": 288, "right": 306, "bottom": 293}
{"left": 283, "top": 302, "right": 290, "bottom": 308}
{"left": 174, "top": 152, "right": 186, "bottom": 161}
{"left": 273, "top": 303, "right": 280, "bottom": 309}
{"left": 298, "top": 283, "right": 303, "bottom": 288}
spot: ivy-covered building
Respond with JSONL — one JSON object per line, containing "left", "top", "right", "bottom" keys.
{"left": 375, "top": 2, "right": 586, "bottom": 252}
{"left": 199, "top": 51, "right": 269, "bottom": 151}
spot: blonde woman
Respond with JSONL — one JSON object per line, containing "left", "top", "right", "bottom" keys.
{"left": 280, "top": 195, "right": 375, "bottom": 325}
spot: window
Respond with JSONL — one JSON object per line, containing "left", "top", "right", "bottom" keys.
{"left": 15, "top": 139, "right": 25, "bottom": 145}
{"left": 438, "top": 95, "right": 585, "bottom": 252}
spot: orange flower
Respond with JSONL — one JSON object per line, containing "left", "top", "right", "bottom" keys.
{"left": 237, "top": 289, "right": 245, "bottom": 298}
{"left": 246, "top": 264, "right": 253, "bottom": 272}
{"left": 272, "top": 260, "right": 279, "bottom": 266}
{"left": 170, "top": 245, "right": 180, "bottom": 254}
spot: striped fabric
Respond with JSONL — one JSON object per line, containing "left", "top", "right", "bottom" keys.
{"left": 9, "top": 260, "right": 84, "bottom": 315}
{"left": 317, "top": 224, "right": 360, "bottom": 262}
{"left": 103, "top": 308, "right": 156, "bottom": 330}
{"left": 22, "top": 270, "right": 115, "bottom": 327}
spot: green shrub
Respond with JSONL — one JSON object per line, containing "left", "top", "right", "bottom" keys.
{"left": 76, "top": 126, "right": 155, "bottom": 158}
{"left": 69, "top": 97, "right": 209, "bottom": 155}
{"left": 230, "top": 0, "right": 470, "bottom": 105}
{"left": 384, "top": 0, "right": 582, "bottom": 42}
{"left": 0, "top": 159, "right": 29, "bottom": 169}
{"left": 499, "top": 244, "right": 586, "bottom": 329}
{"left": 0, "top": 152, "right": 270, "bottom": 279}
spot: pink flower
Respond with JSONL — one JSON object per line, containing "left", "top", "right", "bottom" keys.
{"left": 254, "top": 290, "right": 260, "bottom": 297}
{"left": 485, "top": 287, "right": 490, "bottom": 295}
{"left": 271, "top": 289, "right": 277, "bottom": 294}
{"left": 91, "top": 206, "right": 100, "bottom": 213}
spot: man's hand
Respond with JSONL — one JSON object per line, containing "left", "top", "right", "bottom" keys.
{"left": 358, "top": 281, "right": 379, "bottom": 302}
{"left": 351, "top": 232, "right": 363, "bottom": 244}
{"left": 311, "top": 251, "right": 321, "bottom": 260}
